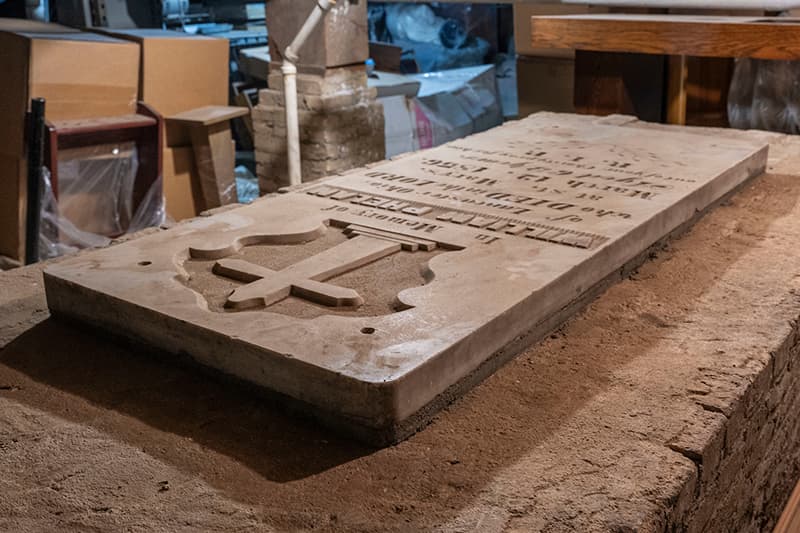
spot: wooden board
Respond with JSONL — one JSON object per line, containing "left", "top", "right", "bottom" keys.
{"left": 775, "top": 477, "right": 800, "bottom": 533}
{"left": 167, "top": 106, "right": 249, "bottom": 127}
{"left": 530, "top": 15, "right": 800, "bottom": 60}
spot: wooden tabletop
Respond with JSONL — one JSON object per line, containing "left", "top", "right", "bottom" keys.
{"left": 167, "top": 105, "right": 250, "bottom": 127}
{"left": 530, "top": 15, "right": 800, "bottom": 60}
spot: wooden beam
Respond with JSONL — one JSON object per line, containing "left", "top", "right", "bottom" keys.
{"left": 530, "top": 15, "right": 800, "bottom": 60}
{"left": 666, "top": 55, "right": 688, "bottom": 125}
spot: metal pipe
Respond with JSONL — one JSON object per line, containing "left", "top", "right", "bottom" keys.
{"left": 282, "top": 0, "right": 336, "bottom": 186}
{"left": 25, "top": 98, "right": 46, "bottom": 265}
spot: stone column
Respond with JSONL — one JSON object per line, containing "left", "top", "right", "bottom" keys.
{"left": 255, "top": 0, "right": 385, "bottom": 194}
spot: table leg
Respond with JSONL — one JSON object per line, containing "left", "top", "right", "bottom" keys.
{"left": 667, "top": 55, "right": 688, "bottom": 125}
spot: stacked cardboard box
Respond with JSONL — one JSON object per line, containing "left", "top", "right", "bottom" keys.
{"left": 92, "top": 29, "right": 230, "bottom": 221}
{"left": 0, "top": 19, "right": 140, "bottom": 262}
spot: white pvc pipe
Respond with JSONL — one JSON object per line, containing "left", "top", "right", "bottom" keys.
{"left": 282, "top": 0, "right": 336, "bottom": 187}
{"left": 283, "top": 61, "right": 301, "bottom": 187}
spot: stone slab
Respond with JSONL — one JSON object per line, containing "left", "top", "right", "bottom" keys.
{"left": 42, "top": 112, "right": 768, "bottom": 444}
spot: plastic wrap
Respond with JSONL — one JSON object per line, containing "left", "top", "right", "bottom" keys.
{"left": 235, "top": 165, "right": 259, "bottom": 204}
{"left": 369, "top": 3, "right": 491, "bottom": 73}
{"left": 384, "top": 4, "right": 467, "bottom": 49}
{"left": 728, "top": 58, "right": 800, "bottom": 134}
{"left": 412, "top": 64, "right": 503, "bottom": 148}
{"left": 377, "top": 64, "right": 503, "bottom": 158}
{"left": 38, "top": 142, "right": 165, "bottom": 260}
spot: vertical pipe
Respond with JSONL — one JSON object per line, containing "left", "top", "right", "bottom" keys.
{"left": 25, "top": 98, "right": 46, "bottom": 265}
{"left": 281, "top": 0, "right": 335, "bottom": 187}
{"left": 283, "top": 61, "right": 301, "bottom": 187}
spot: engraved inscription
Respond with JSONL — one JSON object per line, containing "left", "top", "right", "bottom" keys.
{"left": 300, "top": 135, "right": 716, "bottom": 252}
{"left": 308, "top": 186, "right": 607, "bottom": 250}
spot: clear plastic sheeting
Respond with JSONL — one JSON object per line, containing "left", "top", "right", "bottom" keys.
{"left": 235, "top": 165, "right": 259, "bottom": 204}
{"left": 728, "top": 58, "right": 800, "bottom": 134}
{"left": 376, "top": 64, "right": 503, "bottom": 158}
{"left": 412, "top": 64, "right": 503, "bottom": 148}
{"left": 39, "top": 167, "right": 110, "bottom": 260}
{"left": 38, "top": 142, "right": 165, "bottom": 260}
{"left": 384, "top": 4, "right": 467, "bottom": 49}
{"left": 58, "top": 143, "right": 140, "bottom": 237}
{"left": 369, "top": 3, "right": 492, "bottom": 73}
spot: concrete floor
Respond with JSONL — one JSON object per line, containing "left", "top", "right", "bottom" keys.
{"left": 2, "top": 135, "right": 800, "bottom": 531}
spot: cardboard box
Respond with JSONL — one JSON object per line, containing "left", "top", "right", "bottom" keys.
{"left": 92, "top": 29, "right": 229, "bottom": 147}
{"left": 0, "top": 153, "right": 25, "bottom": 262}
{"left": 517, "top": 55, "right": 575, "bottom": 118}
{"left": 0, "top": 19, "right": 139, "bottom": 159}
{"left": 0, "top": 19, "right": 140, "bottom": 260}
{"left": 163, "top": 146, "right": 206, "bottom": 221}
{"left": 379, "top": 95, "right": 418, "bottom": 158}
{"left": 239, "top": 45, "right": 270, "bottom": 82}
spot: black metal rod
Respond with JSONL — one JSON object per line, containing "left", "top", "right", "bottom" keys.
{"left": 25, "top": 97, "right": 46, "bottom": 265}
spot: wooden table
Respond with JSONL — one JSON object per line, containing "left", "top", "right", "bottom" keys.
{"left": 166, "top": 105, "right": 249, "bottom": 209}
{"left": 529, "top": 14, "right": 800, "bottom": 126}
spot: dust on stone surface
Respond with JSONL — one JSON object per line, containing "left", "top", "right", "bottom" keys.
{"left": 3, "top": 141, "right": 800, "bottom": 531}
{"left": 182, "top": 229, "right": 442, "bottom": 318}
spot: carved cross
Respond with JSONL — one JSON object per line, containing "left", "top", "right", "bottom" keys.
{"left": 212, "top": 227, "right": 436, "bottom": 310}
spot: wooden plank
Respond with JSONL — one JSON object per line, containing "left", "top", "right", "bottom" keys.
{"left": 530, "top": 15, "right": 800, "bottom": 60}
{"left": 775, "top": 477, "right": 800, "bottom": 533}
{"left": 168, "top": 106, "right": 249, "bottom": 127}
{"left": 189, "top": 122, "right": 237, "bottom": 209}
{"left": 369, "top": 41, "right": 403, "bottom": 73}
{"left": 50, "top": 114, "right": 156, "bottom": 135}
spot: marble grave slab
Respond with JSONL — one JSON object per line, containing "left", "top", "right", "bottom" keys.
{"left": 43, "top": 113, "right": 769, "bottom": 445}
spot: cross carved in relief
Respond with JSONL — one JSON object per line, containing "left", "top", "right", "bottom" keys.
{"left": 203, "top": 226, "right": 437, "bottom": 310}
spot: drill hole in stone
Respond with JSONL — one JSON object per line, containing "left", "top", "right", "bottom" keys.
{"left": 138, "top": 261, "right": 152, "bottom": 266}
{"left": 361, "top": 327, "right": 376, "bottom": 335}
